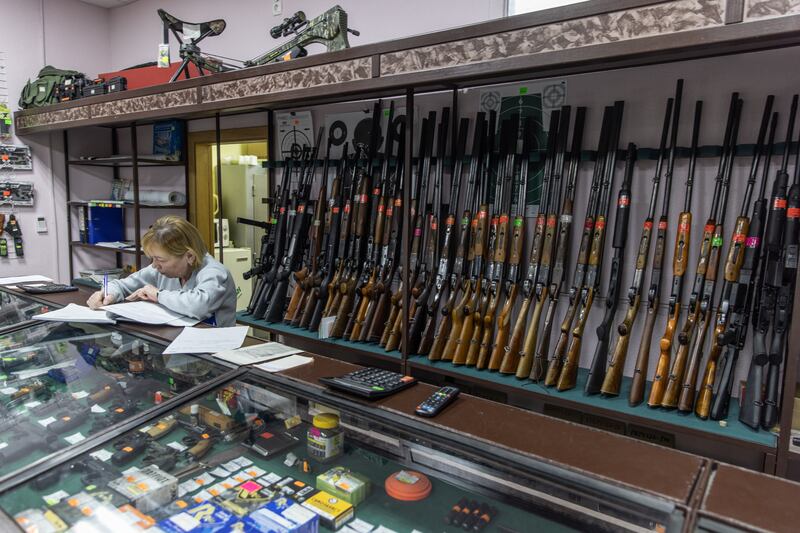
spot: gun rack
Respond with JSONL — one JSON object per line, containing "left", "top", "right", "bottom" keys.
{"left": 14, "top": 0, "right": 800, "bottom": 482}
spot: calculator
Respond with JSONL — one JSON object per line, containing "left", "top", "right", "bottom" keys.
{"left": 319, "top": 368, "right": 417, "bottom": 399}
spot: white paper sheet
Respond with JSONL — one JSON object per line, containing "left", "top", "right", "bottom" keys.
{"left": 256, "top": 354, "right": 313, "bottom": 372}
{"left": 0, "top": 275, "right": 53, "bottom": 285}
{"left": 163, "top": 326, "right": 248, "bottom": 354}
{"left": 33, "top": 303, "right": 116, "bottom": 324}
{"left": 102, "top": 301, "right": 199, "bottom": 326}
{"left": 212, "top": 342, "right": 303, "bottom": 365}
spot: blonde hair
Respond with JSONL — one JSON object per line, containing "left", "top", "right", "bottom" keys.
{"left": 142, "top": 216, "right": 208, "bottom": 270}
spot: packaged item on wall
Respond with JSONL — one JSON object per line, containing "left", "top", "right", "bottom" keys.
{"left": 153, "top": 119, "right": 185, "bottom": 160}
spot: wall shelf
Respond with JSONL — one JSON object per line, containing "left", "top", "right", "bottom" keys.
{"left": 68, "top": 201, "right": 186, "bottom": 209}
{"left": 67, "top": 157, "right": 184, "bottom": 167}
{"left": 70, "top": 241, "right": 139, "bottom": 255}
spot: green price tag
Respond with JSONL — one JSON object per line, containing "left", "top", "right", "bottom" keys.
{"left": 514, "top": 218, "right": 523, "bottom": 227}
{"left": 712, "top": 236, "right": 723, "bottom": 247}
{"left": 519, "top": 87, "right": 528, "bottom": 95}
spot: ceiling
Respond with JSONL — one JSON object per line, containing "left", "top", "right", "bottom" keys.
{"left": 78, "top": 0, "right": 138, "bottom": 8}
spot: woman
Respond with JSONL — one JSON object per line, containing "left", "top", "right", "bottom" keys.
{"left": 87, "top": 216, "right": 237, "bottom": 327}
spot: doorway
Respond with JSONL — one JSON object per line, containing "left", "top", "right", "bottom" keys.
{"left": 188, "top": 128, "right": 269, "bottom": 312}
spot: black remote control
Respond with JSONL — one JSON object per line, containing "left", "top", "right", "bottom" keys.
{"left": 415, "top": 386, "right": 460, "bottom": 417}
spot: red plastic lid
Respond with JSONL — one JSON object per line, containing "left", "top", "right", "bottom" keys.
{"left": 385, "top": 470, "right": 432, "bottom": 501}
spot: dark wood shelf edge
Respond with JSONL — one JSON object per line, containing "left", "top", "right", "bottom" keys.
{"left": 406, "top": 360, "right": 776, "bottom": 454}
{"left": 67, "top": 158, "right": 184, "bottom": 167}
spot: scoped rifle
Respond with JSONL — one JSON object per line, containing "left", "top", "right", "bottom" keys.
{"left": 453, "top": 112, "right": 495, "bottom": 365}
{"left": 649, "top": 95, "right": 738, "bottom": 407}
{"left": 557, "top": 102, "right": 624, "bottom": 391}
{"left": 601, "top": 81, "right": 681, "bottom": 398}
{"left": 432, "top": 114, "right": 486, "bottom": 361}
{"left": 349, "top": 102, "right": 397, "bottom": 341}
{"left": 709, "top": 112, "right": 777, "bottom": 421}
{"left": 300, "top": 143, "right": 349, "bottom": 330}
{"left": 543, "top": 107, "right": 612, "bottom": 385}
{"left": 417, "top": 117, "right": 470, "bottom": 355}
{"left": 662, "top": 95, "right": 741, "bottom": 409}
{"left": 501, "top": 110, "right": 564, "bottom": 375}
{"left": 408, "top": 108, "right": 452, "bottom": 354}
{"left": 645, "top": 102, "right": 701, "bottom": 406}
{"left": 693, "top": 96, "right": 773, "bottom": 418}
{"left": 477, "top": 118, "right": 517, "bottom": 369}
{"left": 330, "top": 102, "right": 382, "bottom": 338}
{"left": 245, "top": 6, "right": 359, "bottom": 67}
{"left": 741, "top": 94, "right": 799, "bottom": 429}
{"left": 527, "top": 108, "right": 586, "bottom": 380}
{"left": 263, "top": 129, "right": 324, "bottom": 322}
{"left": 285, "top": 129, "right": 338, "bottom": 324}
{"left": 364, "top": 121, "right": 406, "bottom": 342}
{"left": 384, "top": 113, "right": 437, "bottom": 351}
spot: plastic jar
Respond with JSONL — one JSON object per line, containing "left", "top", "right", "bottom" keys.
{"left": 307, "top": 413, "right": 343, "bottom": 463}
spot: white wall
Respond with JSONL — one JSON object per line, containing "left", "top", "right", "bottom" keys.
{"left": 2, "top": 0, "right": 110, "bottom": 281}
{"left": 107, "top": 0, "right": 506, "bottom": 70}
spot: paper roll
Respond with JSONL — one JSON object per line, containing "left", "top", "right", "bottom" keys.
{"left": 123, "top": 189, "right": 186, "bottom": 206}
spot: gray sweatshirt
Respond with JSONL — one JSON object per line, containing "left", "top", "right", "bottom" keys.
{"left": 106, "top": 254, "right": 237, "bottom": 327}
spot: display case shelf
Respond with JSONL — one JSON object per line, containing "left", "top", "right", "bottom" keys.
{"left": 408, "top": 357, "right": 777, "bottom": 450}
{"left": 68, "top": 200, "right": 186, "bottom": 209}
{"left": 67, "top": 157, "right": 184, "bottom": 167}
{"left": 70, "top": 241, "right": 140, "bottom": 255}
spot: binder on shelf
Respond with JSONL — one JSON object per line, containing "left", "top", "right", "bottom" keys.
{"left": 87, "top": 200, "right": 124, "bottom": 244}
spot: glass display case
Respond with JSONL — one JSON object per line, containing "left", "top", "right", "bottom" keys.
{"left": 0, "top": 290, "right": 49, "bottom": 332}
{"left": 0, "top": 371, "right": 688, "bottom": 532}
{"left": 0, "top": 319, "right": 231, "bottom": 483}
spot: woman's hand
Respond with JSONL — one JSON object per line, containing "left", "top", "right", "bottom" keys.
{"left": 87, "top": 290, "right": 117, "bottom": 309}
{"left": 125, "top": 284, "right": 160, "bottom": 303}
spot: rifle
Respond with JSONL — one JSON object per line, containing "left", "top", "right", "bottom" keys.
{"left": 662, "top": 94, "right": 742, "bottom": 409}
{"left": 489, "top": 118, "right": 531, "bottom": 370}
{"left": 477, "top": 118, "right": 517, "bottom": 369}
{"left": 383, "top": 113, "right": 437, "bottom": 350}
{"left": 242, "top": 211, "right": 276, "bottom": 315}
{"left": 408, "top": 108, "right": 452, "bottom": 353}
{"left": 557, "top": 102, "right": 624, "bottom": 391}
{"left": 543, "top": 107, "right": 612, "bottom": 384}
{"left": 453, "top": 111, "right": 495, "bottom": 365}
{"left": 248, "top": 160, "right": 296, "bottom": 318}
{"left": 432, "top": 114, "right": 486, "bottom": 361}
{"left": 300, "top": 144, "right": 348, "bottom": 329}
{"left": 710, "top": 112, "right": 778, "bottom": 420}
{"left": 740, "top": 94, "right": 799, "bottom": 429}
{"left": 526, "top": 108, "right": 585, "bottom": 380}
{"left": 600, "top": 81, "right": 680, "bottom": 398}
{"left": 677, "top": 97, "right": 745, "bottom": 412}
{"left": 349, "top": 102, "right": 397, "bottom": 341}
{"left": 285, "top": 130, "right": 337, "bottom": 324}
{"left": 262, "top": 129, "right": 324, "bottom": 322}
{"left": 418, "top": 117, "right": 470, "bottom": 354}
{"left": 648, "top": 95, "right": 738, "bottom": 407}
{"left": 330, "top": 102, "right": 383, "bottom": 337}
{"left": 245, "top": 6, "right": 359, "bottom": 66}
{"left": 694, "top": 96, "right": 773, "bottom": 418}
{"left": 502, "top": 110, "right": 565, "bottom": 375}
{"left": 361, "top": 117, "right": 406, "bottom": 341}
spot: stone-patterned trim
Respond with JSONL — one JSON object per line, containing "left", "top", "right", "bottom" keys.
{"left": 202, "top": 57, "right": 373, "bottom": 103}
{"left": 380, "top": 0, "right": 725, "bottom": 76}
{"left": 89, "top": 88, "right": 199, "bottom": 119}
{"left": 744, "top": 0, "right": 800, "bottom": 20}
{"left": 15, "top": 106, "right": 91, "bottom": 130}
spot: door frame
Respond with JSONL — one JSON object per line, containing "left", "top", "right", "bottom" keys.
{"left": 187, "top": 126, "right": 268, "bottom": 248}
